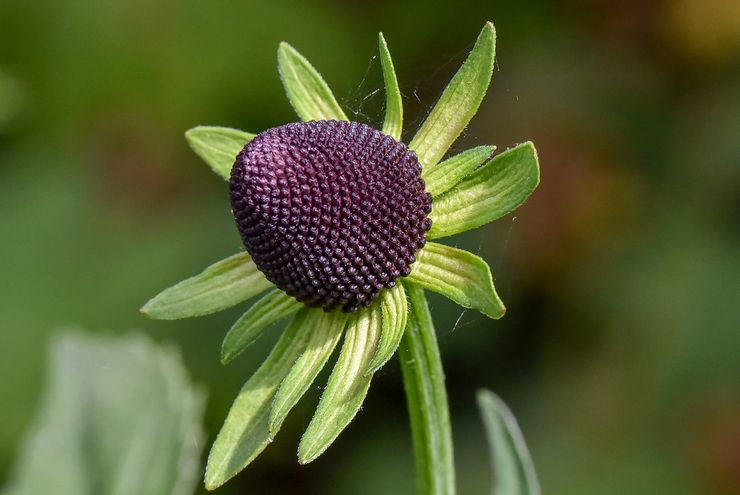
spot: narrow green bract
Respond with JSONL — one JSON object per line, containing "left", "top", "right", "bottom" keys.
{"left": 205, "top": 309, "right": 312, "bottom": 490}
{"left": 298, "top": 305, "right": 382, "bottom": 464}
{"left": 407, "top": 242, "right": 505, "bottom": 319}
{"left": 269, "top": 310, "right": 348, "bottom": 434}
{"left": 379, "top": 33, "right": 403, "bottom": 141}
{"left": 477, "top": 390, "right": 541, "bottom": 495}
{"left": 278, "top": 42, "right": 348, "bottom": 122}
{"left": 221, "top": 289, "right": 302, "bottom": 364}
{"left": 409, "top": 22, "right": 495, "bottom": 168}
{"left": 141, "top": 253, "right": 273, "bottom": 320}
{"left": 185, "top": 126, "right": 254, "bottom": 180}
{"left": 423, "top": 145, "right": 496, "bottom": 197}
{"left": 367, "top": 283, "right": 408, "bottom": 374}
{"left": 429, "top": 142, "right": 540, "bottom": 239}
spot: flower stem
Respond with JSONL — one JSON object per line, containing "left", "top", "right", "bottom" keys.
{"left": 398, "top": 283, "right": 455, "bottom": 495}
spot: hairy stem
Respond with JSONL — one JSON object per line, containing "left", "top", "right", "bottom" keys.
{"left": 398, "top": 283, "right": 455, "bottom": 495}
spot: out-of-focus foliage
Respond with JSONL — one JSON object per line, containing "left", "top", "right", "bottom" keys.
{"left": 477, "top": 390, "right": 540, "bottom": 495}
{"left": 2, "top": 332, "right": 204, "bottom": 495}
{"left": 0, "top": 0, "right": 738, "bottom": 494}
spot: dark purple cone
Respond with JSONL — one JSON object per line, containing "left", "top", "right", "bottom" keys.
{"left": 230, "top": 120, "right": 432, "bottom": 312}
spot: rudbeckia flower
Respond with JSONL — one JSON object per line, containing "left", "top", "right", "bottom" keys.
{"left": 142, "top": 21, "right": 539, "bottom": 491}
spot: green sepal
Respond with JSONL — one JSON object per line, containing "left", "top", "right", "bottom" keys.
{"left": 429, "top": 142, "right": 540, "bottom": 239}
{"left": 379, "top": 33, "right": 403, "bottom": 140}
{"left": 423, "top": 145, "right": 496, "bottom": 197}
{"left": 277, "top": 42, "right": 348, "bottom": 122}
{"left": 409, "top": 22, "right": 495, "bottom": 168}
{"left": 366, "top": 283, "right": 408, "bottom": 374}
{"left": 269, "top": 310, "right": 348, "bottom": 435}
{"left": 406, "top": 242, "right": 505, "bottom": 319}
{"left": 141, "top": 253, "right": 273, "bottom": 320}
{"left": 221, "top": 289, "right": 302, "bottom": 365}
{"left": 205, "top": 309, "right": 312, "bottom": 490}
{"left": 185, "top": 126, "right": 254, "bottom": 180}
{"left": 298, "top": 305, "right": 382, "bottom": 464}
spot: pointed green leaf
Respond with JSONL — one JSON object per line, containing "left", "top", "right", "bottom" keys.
{"left": 3, "top": 332, "right": 205, "bottom": 495}
{"left": 277, "top": 42, "right": 348, "bottom": 122}
{"left": 221, "top": 289, "right": 302, "bottom": 365}
{"left": 423, "top": 145, "right": 496, "bottom": 197}
{"left": 205, "top": 309, "right": 312, "bottom": 490}
{"left": 428, "top": 142, "right": 540, "bottom": 239}
{"left": 298, "top": 305, "right": 382, "bottom": 463}
{"left": 185, "top": 126, "right": 254, "bottom": 180}
{"left": 379, "top": 33, "right": 403, "bottom": 140}
{"left": 408, "top": 22, "right": 496, "bottom": 168}
{"left": 477, "top": 390, "right": 541, "bottom": 495}
{"left": 367, "top": 283, "right": 408, "bottom": 374}
{"left": 141, "top": 252, "right": 273, "bottom": 320}
{"left": 269, "top": 310, "right": 348, "bottom": 434}
{"left": 406, "top": 242, "right": 505, "bottom": 319}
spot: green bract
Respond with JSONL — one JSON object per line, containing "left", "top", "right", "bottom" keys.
{"left": 142, "top": 21, "right": 540, "bottom": 491}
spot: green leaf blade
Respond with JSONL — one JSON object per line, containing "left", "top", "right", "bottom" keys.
{"left": 269, "top": 310, "right": 347, "bottom": 434}
{"left": 205, "top": 309, "right": 312, "bottom": 490}
{"left": 185, "top": 126, "right": 254, "bottom": 180}
{"left": 298, "top": 305, "right": 382, "bottom": 464}
{"left": 423, "top": 145, "right": 496, "bottom": 197}
{"left": 221, "top": 289, "right": 302, "bottom": 364}
{"left": 3, "top": 332, "right": 205, "bottom": 495}
{"left": 277, "top": 42, "right": 348, "bottom": 122}
{"left": 428, "top": 142, "right": 540, "bottom": 239}
{"left": 406, "top": 242, "right": 505, "bottom": 319}
{"left": 141, "top": 252, "right": 273, "bottom": 320}
{"left": 477, "top": 390, "right": 541, "bottom": 495}
{"left": 379, "top": 33, "right": 403, "bottom": 140}
{"left": 408, "top": 22, "right": 496, "bottom": 168}
{"left": 367, "top": 283, "right": 408, "bottom": 374}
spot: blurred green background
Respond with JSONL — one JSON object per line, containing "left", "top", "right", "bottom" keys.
{"left": 1, "top": 0, "right": 739, "bottom": 493}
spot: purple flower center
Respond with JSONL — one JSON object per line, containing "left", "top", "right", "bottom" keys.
{"left": 230, "top": 120, "right": 432, "bottom": 312}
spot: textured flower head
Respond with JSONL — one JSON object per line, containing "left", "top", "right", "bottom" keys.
{"left": 231, "top": 120, "right": 432, "bottom": 312}
{"left": 142, "top": 22, "right": 539, "bottom": 490}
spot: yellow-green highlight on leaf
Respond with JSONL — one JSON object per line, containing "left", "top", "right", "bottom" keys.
{"left": 429, "top": 141, "right": 540, "bottom": 239}
{"left": 269, "top": 310, "right": 348, "bottom": 435}
{"left": 379, "top": 33, "right": 403, "bottom": 141}
{"left": 406, "top": 242, "right": 505, "bottom": 319}
{"left": 367, "top": 283, "right": 408, "bottom": 374}
{"left": 477, "top": 389, "right": 541, "bottom": 495}
{"left": 423, "top": 145, "right": 496, "bottom": 198}
{"left": 205, "top": 309, "right": 312, "bottom": 490}
{"left": 408, "top": 22, "right": 496, "bottom": 168}
{"left": 278, "top": 42, "right": 348, "bottom": 122}
{"left": 298, "top": 304, "right": 382, "bottom": 464}
{"left": 141, "top": 252, "right": 273, "bottom": 320}
{"left": 185, "top": 126, "right": 254, "bottom": 180}
{"left": 221, "top": 289, "right": 302, "bottom": 365}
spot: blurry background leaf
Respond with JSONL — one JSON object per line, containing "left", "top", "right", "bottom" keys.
{"left": 477, "top": 390, "right": 540, "bottom": 495}
{"left": 0, "top": 68, "right": 23, "bottom": 131}
{"left": 2, "top": 332, "right": 205, "bottom": 495}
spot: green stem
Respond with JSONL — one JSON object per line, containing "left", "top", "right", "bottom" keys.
{"left": 398, "top": 283, "right": 455, "bottom": 495}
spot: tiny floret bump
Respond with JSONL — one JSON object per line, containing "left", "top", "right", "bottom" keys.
{"left": 230, "top": 120, "right": 432, "bottom": 312}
